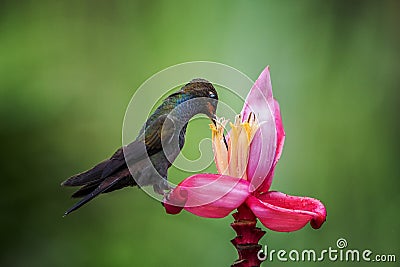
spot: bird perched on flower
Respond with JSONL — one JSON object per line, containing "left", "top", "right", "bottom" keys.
{"left": 62, "top": 79, "right": 218, "bottom": 215}
{"left": 164, "top": 67, "right": 326, "bottom": 232}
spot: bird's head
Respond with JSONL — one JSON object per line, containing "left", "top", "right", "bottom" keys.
{"left": 172, "top": 78, "right": 218, "bottom": 122}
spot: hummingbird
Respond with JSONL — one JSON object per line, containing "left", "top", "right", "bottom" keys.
{"left": 62, "top": 78, "right": 218, "bottom": 215}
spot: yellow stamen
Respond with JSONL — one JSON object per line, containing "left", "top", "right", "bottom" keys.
{"left": 210, "top": 118, "right": 229, "bottom": 175}
{"left": 211, "top": 114, "right": 259, "bottom": 180}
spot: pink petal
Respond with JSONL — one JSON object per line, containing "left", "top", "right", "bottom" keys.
{"left": 254, "top": 99, "right": 286, "bottom": 194}
{"left": 241, "top": 67, "right": 277, "bottom": 191}
{"left": 246, "top": 191, "right": 326, "bottom": 232}
{"left": 272, "top": 99, "right": 285, "bottom": 166}
{"left": 164, "top": 174, "right": 250, "bottom": 218}
{"left": 163, "top": 186, "right": 188, "bottom": 215}
{"left": 241, "top": 66, "right": 274, "bottom": 120}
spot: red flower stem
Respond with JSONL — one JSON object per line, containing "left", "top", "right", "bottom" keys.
{"left": 231, "top": 204, "right": 265, "bottom": 267}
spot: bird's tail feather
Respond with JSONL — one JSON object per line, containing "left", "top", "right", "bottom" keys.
{"left": 62, "top": 164, "right": 135, "bottom": 216}
{"left": 70, "top": 180, "right": 103, "bottom": 198}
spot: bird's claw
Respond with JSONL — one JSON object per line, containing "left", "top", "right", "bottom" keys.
{"left": 153, "top": 178, "right": 173, "bottom": 195}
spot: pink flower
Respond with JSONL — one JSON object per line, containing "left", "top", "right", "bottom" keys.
{"left": 164, "top": 67, "right": 326, "bottom": 232}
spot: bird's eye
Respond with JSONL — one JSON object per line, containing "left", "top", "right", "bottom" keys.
{"left": 209, "top": 91, "right": 216, "bottom": 98}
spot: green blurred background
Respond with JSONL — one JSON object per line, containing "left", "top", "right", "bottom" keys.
{"left": 1, "top": 0, "right": 399, "bottom": 266}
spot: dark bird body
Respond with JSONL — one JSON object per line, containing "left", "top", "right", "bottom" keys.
{"left": 62, "top": 79, "right": 218, "bottom": 215}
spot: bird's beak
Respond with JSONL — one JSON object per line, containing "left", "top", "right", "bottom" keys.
{"left": 211, "top": 114, "right": 217, "bottom": 126}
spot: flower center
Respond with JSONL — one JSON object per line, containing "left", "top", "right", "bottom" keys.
{"left": 210, "top": 114, "right": 259, "bottom": 179}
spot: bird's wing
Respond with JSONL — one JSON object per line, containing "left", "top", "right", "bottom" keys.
{"left": 100, "top": 141, "right": 146, "bottom": 179}
{"left": 100, "top": 114, "right": 176, "bottom": 178}
{"left": 143, "top": 114, "right": 177, "bottom": 155}
{"left": 62, "top": 160, "right": 108, "bottom": 186}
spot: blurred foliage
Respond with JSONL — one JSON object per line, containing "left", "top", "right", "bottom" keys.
{"left": 0, "top": 0, "right": 399, "bottom": 266}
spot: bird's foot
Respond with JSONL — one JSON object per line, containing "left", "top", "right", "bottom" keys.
{"left": 153, "top": 178, "right": 173, "bottom": 195}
